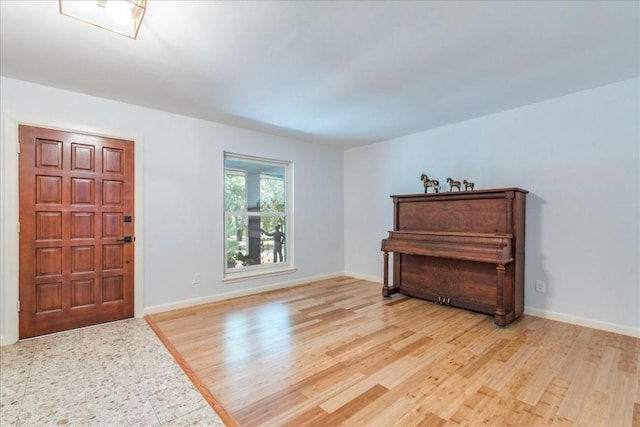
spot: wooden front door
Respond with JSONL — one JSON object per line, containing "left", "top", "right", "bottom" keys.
{"left": 19, "top": 125, "right": 135, "bottom": 339}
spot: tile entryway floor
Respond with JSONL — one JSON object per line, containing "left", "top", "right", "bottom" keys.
{"left": 0, "top": 319, "right": 225, "bottom": 426}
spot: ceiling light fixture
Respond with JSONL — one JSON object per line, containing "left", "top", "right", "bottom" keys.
{"left": 59, "top": 0, "right": 146, "bottom": 39}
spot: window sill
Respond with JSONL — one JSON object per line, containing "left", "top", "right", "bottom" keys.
{"left": 222, "top": 266, "right": 297, "bottom": 283}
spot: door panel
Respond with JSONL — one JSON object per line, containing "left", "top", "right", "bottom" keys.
{"left": 19, "top": 125, "right": 135, "bottom": 339}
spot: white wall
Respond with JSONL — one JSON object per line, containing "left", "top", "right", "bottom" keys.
{"left": 345, "top": 78, "right": 640, "bottom": 337}
{"left": 1, "top": 77, "right": 344, "bottom": 343}
{"left": 2, "top": 76, "right": 638, "bottom": 342}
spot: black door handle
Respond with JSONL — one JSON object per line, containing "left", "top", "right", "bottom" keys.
{"left": 117, "top": 236, "right": 133, "bottom": 243}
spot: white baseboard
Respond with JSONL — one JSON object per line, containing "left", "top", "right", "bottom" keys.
{"left": 143, "top": 271, "right": 345, "bottom": 316}
{"left": 342, "top": 274, "right": 640, "bottom": 338}
{"left": 342, "top": 271, "right": 381, "bottom": 284}
{"left": 524, "top": 306, "right": 639, "bottom": 338}
{"left": 7, "top": 270, "right": 633, "bottom": 342}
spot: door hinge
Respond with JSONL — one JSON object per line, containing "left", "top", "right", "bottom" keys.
{"left": 17, "top": 141, "right": 20, "bottom": 154}
{"left": 17, "top": 301, "right": 20, "bottom": 312}
{"left": 17, "top": 222, "right": 20, "bottom": 233}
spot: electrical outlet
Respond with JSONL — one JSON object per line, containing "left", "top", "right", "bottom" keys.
{"left": 192, "top": 273, "right": 200, "bottom": 284}
{"left": 535, "top": 280, "right": 546, "bottom": 293}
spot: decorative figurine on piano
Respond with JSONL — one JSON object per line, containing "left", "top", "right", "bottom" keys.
{"left": 463, "top": 180, "right": 475, "bottom": 191}
{"left": 447, "top": 177, "right": 461, "bottom": 192}
{"left": 420, "top": 173, "right": 439, "bottom": 193}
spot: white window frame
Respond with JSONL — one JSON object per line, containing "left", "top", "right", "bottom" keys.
{"left": 223, "top": 152, "right": 294, "bottom": 281}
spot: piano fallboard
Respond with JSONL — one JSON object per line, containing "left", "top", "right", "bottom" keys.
{"left": 381, "top": 231, "right": 514, "bottom": 264}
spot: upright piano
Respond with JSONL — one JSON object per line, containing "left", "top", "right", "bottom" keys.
{"left": 381, "top": 188, "right": 527, "bottom": 326}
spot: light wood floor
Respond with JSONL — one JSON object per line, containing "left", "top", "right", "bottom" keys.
{"left": 147, "top": 277, "right": 640, "bottom": 427}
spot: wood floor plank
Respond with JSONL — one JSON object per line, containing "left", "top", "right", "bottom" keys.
{"left": 517, "top": 349, "right": 565, "bottom": 407}
{"left": 608, "top": 371, "right": 637, "bottom": 426}
{"left": 557, "top": 359, "right": 597, "bottom": 421}
{"left": 147, "top": 277, "right": 640, "bottom": 426}
{"left": 315, "top": 383, "right": 390, "bottom": 426}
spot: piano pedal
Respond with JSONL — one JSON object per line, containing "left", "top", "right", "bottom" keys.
{"left": 435, "top": 296, "right": 452, "bottom": 306}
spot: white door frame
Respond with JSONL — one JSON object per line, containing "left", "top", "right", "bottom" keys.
{"left": 1, "top": 113, "right": 144, "bottom": 345}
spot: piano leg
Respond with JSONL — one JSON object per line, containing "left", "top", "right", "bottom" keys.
{"left": 382, "top": 251, "right": 392, "bottom": 299}
{"left": 494, "top": 264, "right": 507, "bottom": 327}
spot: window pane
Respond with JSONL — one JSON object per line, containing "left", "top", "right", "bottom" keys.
{"left": 225, "top": 172, "right": 246, "bottom": 212}
{"left": 260, "top": 217, "right": 286, "bottom": 263}
{"left": 226, "top": 215, "right": 249, "bottom": 268}
{"left": 260, "top": 173, "right": 285, "bottom": 212}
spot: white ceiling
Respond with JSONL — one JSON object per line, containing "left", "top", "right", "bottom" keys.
{"left": 1, "top": 1, "right": 638, "bottom": 149}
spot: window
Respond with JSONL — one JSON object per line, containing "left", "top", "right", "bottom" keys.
{"left": 224, "top": 153, "right": 292, "bottom": 279}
